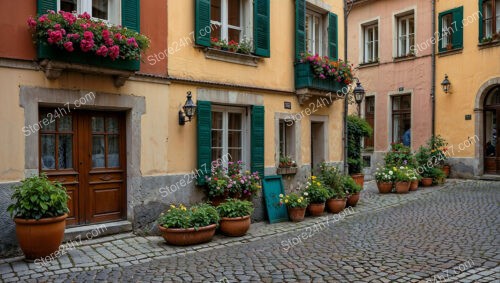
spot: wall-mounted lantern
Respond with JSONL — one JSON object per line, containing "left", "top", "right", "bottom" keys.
{"left": 179, "top": 91, "right": 197, "bottom": 125}
{"left": 353, "top": 79, "right": 366, "bottom": 117}
{"left": 441, "top": 74, "right": 451, "bottom": 94}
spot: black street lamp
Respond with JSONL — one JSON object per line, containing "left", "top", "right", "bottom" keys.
{"left": 179, "top": 91, "right": 197, "bottom": 125}
{"left": 353, "top": 80, "right": 366, "bottom": 117}
{"left": 441, "top": 74, "right": 451, "bottom": 94}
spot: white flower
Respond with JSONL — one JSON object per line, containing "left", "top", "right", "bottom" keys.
{"left": 279, "top": 194, "right": 284, "bottom": 198}
{"left": 303, "top": 192, "right": 309, "bottom": 196}
{"left": 389, "top": 171, "right": 393, "bottom": 175}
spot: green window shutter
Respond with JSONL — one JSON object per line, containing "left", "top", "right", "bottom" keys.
{"left": 253, "top": 0, "right": 271, "bottom": 57}
{"left": 478, "top": 0, "right": 484, "bottom": 41}
{"left": 37, "top": 0, "right": 57, "bottom": 15}
{"left": 195, "top": 0, "right": 211, "bottom": 47}
{"left": 122, "top": 0, "right": 140, "bottom": 32}
{"left": 438, "top": 11, "right": 445, "bottom": 53}
{"left": 197, "top": 101, "right": 212, "bottom": 185}
{"left": 328, "top": 12, "right": 338, "bottom": 60}
{"left": 251, "top": 106, "right": 265, "bottom": 178}
{"left": 295, "top": 0, "right": 306, "bottom": 59}
{"left": 452, "top": 7, "right": 464, "bottom": 49}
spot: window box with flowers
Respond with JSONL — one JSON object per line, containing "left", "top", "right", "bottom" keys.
{"left": 295, "top": 53, "right": 353, "bottom": 104}
{"left": 28, "top": 10, "right": 150, "bottom": 86}
{"left": 277, "top": 155, "right": 297, "bottom": 175}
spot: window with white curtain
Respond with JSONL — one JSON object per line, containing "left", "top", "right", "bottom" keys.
{"left": 58, "top": 0, "right": 121, "bottom": 25}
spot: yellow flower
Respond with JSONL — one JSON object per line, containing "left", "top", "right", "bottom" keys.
{"left": 170, "top": 204, "right": 176, "bottom": 209}
{"left": 311, "top": 176, "right": 317, "bottom": 180}
{"left": 285, "top": 199, "right": 289, "bottom": 203}
{"left": 298, "top": 199, "right": 302, "bottom": 203}
{"left": 181, "top": 207, "right": 187, "bottom": 211}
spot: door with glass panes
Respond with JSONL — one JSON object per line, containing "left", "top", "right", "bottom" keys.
{"left": 39, "top": 109, "right": 126, "bottom": 226}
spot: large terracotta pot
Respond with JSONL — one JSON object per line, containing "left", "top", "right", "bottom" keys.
{"left": 287, "top": 207, "right": 306, "bottom": 222}
{"left": 442, "top": 165, "right": 451, "bottom": 178}
{"left": 410, "top": 180, "right": 419, "bottom": 191}
{"left": 326, "top": 198, "right": 346, "bottom": 214}
{"left": 376, "top": 182, "right": 393, "bottom": 194}
{"left": 14, "top": 214, "right": 67, "bottom": 260}
{"left": 307, "top": 203, "right": 325, "bottom": 216}
{"left": 350, "top": 173, "right": 365, "bottom": 188}
{"left": 395, "top": 181, "right": 410, "bottom": 194}
{"left": 159, "top": 224, "right": 217, "bottom": 246}
{"left": 219, "top": 215, "right": 251, "bottom": 237}
{"left": 346, "top": 193, "right": 361, "bottom": 207}
{"left": 421, "top": 178, "right": 433, "bottom": 187}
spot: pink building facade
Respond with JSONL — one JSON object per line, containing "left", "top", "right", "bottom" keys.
{"left": 347, "top": 0, "right": 434, "bottom": 171}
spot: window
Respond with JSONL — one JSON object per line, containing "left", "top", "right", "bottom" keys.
{"left": 279, "top": 120, "right": 295, "bottom": 160}
{"left": 58, "top": 0, "right": 121, "bottom": 25}
{"left": 438, "top": 7, "right": 464, "bottom": 52}
{"left": 481, "top": 0, "right": 500, "bottom": 39}
{"left": 363, "top": 23, "right": 378, "bottom": 63}
{"left": 211, "top": 0, "right": 253, "bottom": 43}
{"left": 392, "top": 95, "right": 411, "bottom": 146}
{"left": 364, "top": 96, "right": 375, "bottom": 149}
{"left": 39, "top": 110, "right": 74, "bottom": 170}
{"left": 211, "top": 107, "right": 248, "bottom": 167}
{"left": 396, "top": 13, "right": 415, "bottom": 57}
{"left": 306, "top": 11, "right": 324, "bottom": 55}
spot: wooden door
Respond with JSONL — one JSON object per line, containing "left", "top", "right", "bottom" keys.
{"left": 39, "top": 109, "right": 126, "bottom": 226}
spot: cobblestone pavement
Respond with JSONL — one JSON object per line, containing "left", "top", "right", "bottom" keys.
{"left": 1, "top": 180, "right": 499, "bottom": 282}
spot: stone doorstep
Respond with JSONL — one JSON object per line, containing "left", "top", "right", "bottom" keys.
{"left": 63, "top": 220, "right": 133, "bottom": 243}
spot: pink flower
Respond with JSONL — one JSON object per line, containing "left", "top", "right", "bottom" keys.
{"left": 63, "top": 41, "right": 74, "bottom": 52}
{"left": 79, "top": 12, "right": 91, "bottom": 20}
{"left": 114, "top": 33, "right": 123, "bottom": 40}
{"left": 27, "top": 17, "right": 37, "bottom": 28}
{"left": 80, "top": 39, "right": 95, "bottom": 52}
{"left": 96, "top": 45, "right": 108, "bottom": 57}
{"left": 105, "top": 38, "right": 114, "bottom": 46}
{"left": 126, "top": 37, "right": 138, "bottom": 48}
{"left": 102, "top": 29, "right": 110, "bottom": 39}
{"left": 108, "top": 45, "right": 120, "bottom": 60}
{"left": 80, "top": 23, "right": 90, "bottom": 30}
{"left": 38, "top": 15, "right": 49, "bottom": 23}
{"left": 83, "top": 31, "right": 94, "bottom": 40}
{"left": 54, "top": 24, "right": 61, "bottom": 30}
{"left": 48, "top": 30, "right": 63, "bottom": 44}
{"left": 61, "top": 11, "right": 77, "bottom": 25}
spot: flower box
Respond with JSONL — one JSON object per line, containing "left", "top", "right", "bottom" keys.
{"left": 37, "top": 43, "right": 140, "bottom": 71}
{"left": 295, "top": 62, "right": 347, "bottom": 93}
{"left": 276, "top": 167, "right": 298, "bottom": 175}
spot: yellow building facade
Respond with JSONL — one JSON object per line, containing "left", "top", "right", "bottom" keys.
{"left": 435, "top": 0, "right": 500, "bottom": 177}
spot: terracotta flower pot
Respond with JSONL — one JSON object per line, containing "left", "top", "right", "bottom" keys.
{"left": 377, "top": 182, "right": 393, "bottom": 194}
{"left": 395, "top": 181, "right": 410, "bottom": 194}
{"left": 307, "top": 203, "right": 325, "bottom": 216}
{"left": 350, "top": 173, "right": 365, "bottom": 188}
{"left": 421, "top": 178, "right": 433, "bottom": 187}
{"left": 442, "top": 165, "right": 450, "bottom": 178}
{"left": 287, "top": 207, "right": 306, "bottom": 222}
{"left": 14, "top": 214, "right": 67, "bottom": 260}
{"left": 219, "top": 215, "right": 251, "bottom": 237}
{"left": 347, "top": 193, "right": 361, "bottom": 207}
{"left": 410, "top": 180, "right": 419, "bottom": 191}
{"left": 326, "top": 198, "right": 346, "bottom": 214}
{"left": 159, "top": 224, "right": 217, "bottom": 246}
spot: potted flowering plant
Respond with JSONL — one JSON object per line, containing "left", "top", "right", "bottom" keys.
{"left": 344, "top": 175, "right": 362, "bottom": 206}
{"left": 205, "top": 163, "right": 230, "bottom": 205}
{"left": 216, "top": 199, "right": 254, "bottom": 237}
{"left": 408, "top": 168, "right": 421, "bottom": 191}
{"left": 298, "top": 52, "right": 354, "bottom": 84}
{"left": 279, "top": 192, "right": 309, "bottom": 222}
{"left": 210, "top": 37, "right": 222, "bottom": 49}
{"left": 374, "top": 166, "right": 394, "bottom": 194}
{"left": 238, "top": 38, "right": 253, "bottom": 54}
{"left": 228, "top": 161, "right": 261, "bottom": 200}
{"left": 304, "top": 176, "right": 329, "bottom": 216}
{"left": 318, "top": 163, "right": 346, "bottom": 213}
{"left": 157, "top": 203, "right": 219, "bottom": 246}
{"left": 227, "top": 40, "right": 239, "bottom": 52}
{"left": 28, "top": 11, "right": 150, "bottom": 71}
{"left": 393, "top": 166, "right": 412, "bottom": 194}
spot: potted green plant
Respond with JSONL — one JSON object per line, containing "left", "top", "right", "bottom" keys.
{"left": 7, "top": 174, "right": 69, "bottom": 260}
{"left": 279, "top": 193, "right": 309, "bottom": 222}
{"left": 393, "top": 166, "right": 411, "bottom": 194}
{"left": 318, "top": 163, "right": 346, "bottom": 213}
{"left": 326, "top": 186, "right": 347, "bottom": 214}
{"left": 205, "top": 163, "right": 230, "bottom": 206}
{"left": 344, "top": 175, "right": 363, "bottom": 206}
{"left": 374, "top": 166, "right": 394, "bottom": 194}
{"left": 227, "top": 40, "right": 239, "bottom": 52}
{"left": 211, "top": 37, "right": 222, "bottom": 49}
{"left": 432, "top": 167, "right": 447, "bottom": 185}
{"left": 238, "top": 38, "right": 253, "bottom": 54}
{"left": 304, "top": 176, "right": 329, "bottom": 216}
{"left": 409, "top": 167, "right": 421, "bottom": 191}
{"left": 216, "top": 199, "right": 253, "bottom": 237}
{"left": 415, "top": 145, "right": 433, "bottom": 187}
{"left": 157, "top": 203, "right": 219, "bottom": 246}
{"left": 347, "top": 115, "right": 373, "bottom": 187}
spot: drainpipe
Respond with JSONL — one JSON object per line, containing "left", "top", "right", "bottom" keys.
{"left": 431, "top": 0, "right": 436, "bottom": 136}
{"left": 343, "top": 0, "right": 350, "bottom": 174}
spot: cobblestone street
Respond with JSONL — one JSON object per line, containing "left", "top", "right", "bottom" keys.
{"left": 1, "top": 180, "right": 499, "bottom": 282}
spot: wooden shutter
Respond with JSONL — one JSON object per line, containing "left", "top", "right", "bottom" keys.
{"left": 478, "top": 0, "right": 484, "bottom": 41}
{"left": 452, "top": 7, "right": 464, "bottom": 49}
{"left": 197, "top": 101, "right": 212, "bottom": 185}
{"left": 253, "top": 0, "right": 271, "bottom": 57}
{"left": 195, "top": 0, "right": 211, "bottom": 47}
{"left": 295, "top": 0, "right": 306, "bottom": 59}
{"left": 328, "top": 13, "right": 338, "bottom": 60}
{"left": 37, "top": 0, "right": 57, "bottom": 15}
{"left": 251, "top": 106, "right": 265, "bottom": 178}
{"left": 122, "top": 0, "right": 140, "bottom": 32}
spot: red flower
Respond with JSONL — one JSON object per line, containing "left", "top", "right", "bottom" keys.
{"left": 63, "top": 41, "right": 74, "bottom": 52}
{"left": 108, "top": 45, "right": 120, "bottom": 60}
{"left": 96, "top": 45, "right": 108, "bottom": 57}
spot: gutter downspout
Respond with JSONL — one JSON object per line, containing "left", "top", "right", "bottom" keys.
{"left": 343, "top": 0, "right": 350, "bottom": 174}
{"left": 431, "top": 0, "right": 436, "bottom": 136}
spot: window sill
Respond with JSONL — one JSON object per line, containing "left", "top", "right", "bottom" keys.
{"left": 276, "top": 167, "right": 298, "bottom": 175}
{"left": 196, "top": 46, "right": 263, "bottom": 67}
{"left": 438, "top": 48, "right": 463, "bottom": 57}
{"left": 393, "top": 55, "right": 416, "bottom": 63}
{"left": 358, "top": 61, "right": 380, "bottom": 69}
{"left": 478, "top": 40, "right": 500, "bottom": 50}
